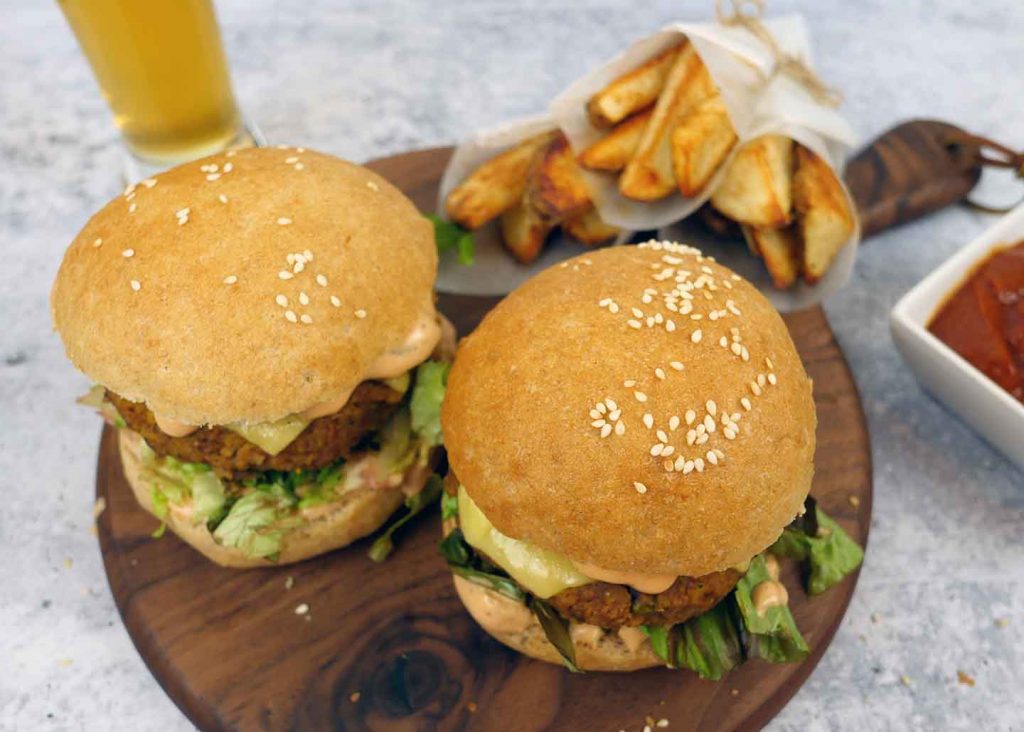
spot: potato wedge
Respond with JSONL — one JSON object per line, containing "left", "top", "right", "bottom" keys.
{"left": 562, "top": 207, "right": 621, "bottom": 246}
{"left": 586, "top": 41, "right": 684, "bottom": 127}
{"left": 671, "top": 96, "right": 737, "bottom": 197}
{"left": 619, "top": 45, "right": 717, "bottom": 201}
{"left": 578, "top": 107, "right": 652, "bottom": 172}
{"left": 527, "top": 133, "right": 593, "bottom": 222}
{"left": 793, "top": 145, "right": 855, "bottom": 283}
{"left": 500, "top": 196, "right": 552, "bottom": 264}
{"left": 743, "top": 225, "right": 801, "bottom": 289}
{"left": 710, "top": 134, "right": 794, "bottom": 228}
{"left": 445, "top": 131, "right": 555, "bottom": 229}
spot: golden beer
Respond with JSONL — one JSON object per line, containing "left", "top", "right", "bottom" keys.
{"left": 59, "top": 0, "right": 243, "bottom": 163}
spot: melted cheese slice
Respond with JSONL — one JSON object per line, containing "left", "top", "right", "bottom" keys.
{"left": 227, "top": 415, "right": 310, "bottom": 456}
{"left": 458, "top": 485, "right": 591, "bottom": 599}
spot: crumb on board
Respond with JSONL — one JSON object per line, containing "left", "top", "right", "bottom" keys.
{"left": 467, "top": 701, "right": 478, "bottom": 713}
{"left": 957, "top": 670, "right": 975, "bottom": 687}
{"left": 900, "top": 674, "right": 912, "bottom": 687}
{"left": 995, "top": 617, "right": 1010, "bottom": 628}
{"left": 349, "top": 692, "right": 361, "bottom": 703}
{"left": 285, "top": 576, "right": 294, "bottom": 590}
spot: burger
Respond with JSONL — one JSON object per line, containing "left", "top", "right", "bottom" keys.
{"left": 52, "top": 147, "right": 455, "bottom": 567}
{"left": 439, "top": 242, "right": 863, "bottom": 675}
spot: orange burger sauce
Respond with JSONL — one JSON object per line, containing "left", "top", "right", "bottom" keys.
{"left": 928, "top": 240, "right": 1024, "bottom": 404}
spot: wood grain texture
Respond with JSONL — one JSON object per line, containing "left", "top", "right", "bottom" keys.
{"left": 96, "top": 147, "right": 872, "bottom": 732}
{"left": 844, "top": 119, "right": 982, "bottom": 238}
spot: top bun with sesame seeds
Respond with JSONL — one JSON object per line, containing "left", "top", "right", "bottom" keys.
{"left": 442, "top": 241, "right": 816, "bottom": 578}
{"left": 51, "top": 146, "right": 438, "bottom": 427}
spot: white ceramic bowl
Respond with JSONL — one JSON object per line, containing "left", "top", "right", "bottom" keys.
{"left": 890, "top": 202, "right": 1024, "bottom": 470}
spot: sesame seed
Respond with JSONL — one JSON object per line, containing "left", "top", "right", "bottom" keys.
{"left": 123, "top": 183, "right": 136, "bottom": 196}
{"left": 766, "top": 357, "right": 775, "bottom": 370}
{"left": 296, "top": 147, "right": 305, "bottom": 153}
{"left": 634, "top": 482, "right": 648, "bottom": 495}
{"left": 731, "top": 342, "right": 742, "bottom": 356}
{"left": 304, "top": 249, "right": 314, "bottom": 261}
{"left": 662, "top": 445, "right": 675, "bottom": 456}
{"left": 686, "top": 430, "right": 697, "bottom": 446}
{"left": 285, "top": 310, "right": 298, "bottom": 323}
{"left": 206, "top": 173, "right": 221, "bottom": 181}
{"left": 608, "top": 409, "right": 621, "bottom": 421}
{"left": 606, "top": 399, "right": 617, "bottom": 411}
{"left": 664, "top": 460, "right": 675, "bottom": 472}
{"left": 128, "top": 203, "right": 137, "bottom": 213}
{"left": 277, "top": 217, "right": 292, "bottom": 225}
{"left": 366, "top": 180, "right": 379, "bottom": 191}
{"left": 695, "top": 458, "right": 705, "bottom": 473}
{"left": 597, "top": 402, "right": 607, "bottom": 414}
{"left": 655, "top": 368, "right": 666, "bottom": 380}
{"left": 674, "top": 455, "right": 685, "bottom": 471}
{"left": 293, "top": 260, "right": 305, "bottom": 273}
{"left": 691, "top": 329, "right": 702, "bottom": 343}
{"left": 590, "top": 409, "right": 602, "bottom": 419}
{"left": 355, "top": 309, "right": 367, "bottom": 319}
{"left": 615, "top": 420, "right": 625, "bottom": 436}
{"left": 623, "top": 379, "right": 636, "bottom": 387}
{"left": 707, "top": 451, "right": 718, "bottom": 465}
{"left": 330, "top": 295, "right": 341, "bottom": 308}
{"left": 599, "top": 298, "right": 612, "bottom": 307}
{"left": 724, "top": 427, "right": 737, "bottom": 440}
{"left": 685, "top": 409, "right": 696, "bottom": 425}
{"left": 643, "top": 413, "right": 654, "bottom": 429}
{"left": 751, "top": 382, "right": 763, "bottom": 396}
{"left": 704, "top": 415, "right": 716, "bottom": 432}
{"left": 627, "top": 319, "right": 642, "bottom": 329}
{"left": 670, "top": 361, "right": 684, "bottom": 371}
{"left": 300, "top": 314, "right": 313, "bottom": 324}
{"left": 720, "top": 336, "right": 728, "bottom": 347}
{"left": 650, "top": 443, "right": 664, "bottom": 456}
{"left": 600, "top": 423, "right": 612, "bottom": 438}
{"left": 278, "top": 271, "right": 294, "bottom": 280}
{"left": 226, "top": 150, "right": 236, "bottom": 157}
{"left": 294, "top": 163, "right": 305, "bottom": 170}
{"left": 741, "top": 347, "right": 750, "bottom": 362}
{"left": 631, "top": 307, "right": 643, "bottom": 318}
{"left": 706, "top": 400, "right": 717, "bottom": 416}
{"left": 285, "top": 156, "right": 299, "bottom": 164}
{"left": 669, "top": 415, "right": 680, "bottom": 431}
{"left": 634, "top": 391, "right": 648, "bottom": 403}
{"left": 642, "top": 294, "right": 653, "bottom": 304}
{"left": 141, "top": 178, "right": 157, "bottom": 188}
{"left": 294, "top": 603, "right": 309, "bottom": 615}
{"left": 299, "top": 291, "right": 310, "bottom": 306}
{"left": 657, "top": 429, "right": 669, "bottom": 443}
{"left": 223, "top": 163, "right": 233, "bottom": 173}
{"left": 666, "top": 320, "right": 676, "bottom": 332}
{"left": 731, "top": 412, "right": 741, "bottom": 422}
{"left": 768, "top": 373, "right": 778, "bottom": 385}
{"left": 682, "top": 461, "right": 694, "bottom": 475}
{"left": 92, "top": 237, "right": 103, "bottom": 247}
{"left": 223, "top": 275, "right": 238, "bottom": 285}
{"left": 275, "top": 295, "right": 288, "bottom": 307}
{"left": 609, "top": 303, "right": 620, "bottom": 314}
{"left": 129, "top": 279, "right": 141, "bottom": 292}
{"left": 219, "top": 194, "right": 229, "bottom": 204}
{"left": 741, "top": 397, "right": 752, "bottom": 410}
{"left": 121, "top": 248, "right": 134, "bottom": 258}
{"left": 657, "top": 719, "right": 670, "bottom": 728}
{"left": 757, "top": 374, "right": 766, "bottom": 387}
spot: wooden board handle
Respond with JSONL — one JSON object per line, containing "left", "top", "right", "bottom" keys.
{"left": 843, "top": 119, "right": 983, "bottom": 238}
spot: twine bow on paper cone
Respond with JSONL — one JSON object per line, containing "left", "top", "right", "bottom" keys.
{"left": 945, "top": 130, "right": 1024, "bottom": 214}
{"left": 714, "top": 0, "right": 844, "bottom": 108}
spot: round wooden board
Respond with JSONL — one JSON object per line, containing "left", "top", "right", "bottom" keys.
{"left": 96, "top": 147, "right": 872, "bottom": 732}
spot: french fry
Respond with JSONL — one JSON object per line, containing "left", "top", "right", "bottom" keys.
{"left": 500, "top": 196, "right": 552, "bottom": 264}
{"left": 793, "top": 145, "right": 855, "bottom": 283}
{"left": 671, "top": 96, "right": 737, "bottom": 197}
{"left": 586, "top": 41, "right": 684, "bottom": 127}
{"left": 743, "top": 225, "right": 801, "bottom": 289}
{"left": 619, "top": 45, "right": 717, "bottom": 201}
{"left": 562, "top": 207, "right": 621, "bottom": 246}
{"left": 710, "top": 134, "right": 794, "bottom": 228}
{"left": 578, "top": 107, "right": 652, "bottom": 172}
{"left": 445, "top": 131, "right": 556, "bottom": 229}
{"left": 527, "top": 134, "right": 593, "bottom": 221}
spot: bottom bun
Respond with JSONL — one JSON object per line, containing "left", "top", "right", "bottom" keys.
{"left": 119, "top": 428, "right": 411, "bottom": 568}
{"left": 452, "top": 575, "right": 664, "bottom": 672}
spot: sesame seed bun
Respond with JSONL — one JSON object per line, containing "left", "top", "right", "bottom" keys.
{"left": 119, "top": 428, "right": 420, "bottom": 568}
{"left": 52, "top": 147, "right": 437, "bottom": 426}
{"left": 441, "top": 242, "right": 815, "bottom": 578}
{"left": 453, "top": 577, "right": 661, "bottom": 671}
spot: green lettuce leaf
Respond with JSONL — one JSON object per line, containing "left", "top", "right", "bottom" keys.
{"left": 640, "top": 602, "right": 743, "bottom": 680}
{"left": 368, "top": 474, "right": 443, "bottom": 562}
{"left": 733, "top": 555, "right": 809, "bottom": 663}
{"left": 426, "top": 214, "right": 475, "bottom": 266}
{"left": 771, "top": 501, "right": 864, "bottom": 595}
{"left": 150, "top": 487, "right": 169, "bottom": 538}
{"left": 212, "top": 491, "right": 288, "bottom": 559}
{"left": 189, "top": 472, "right": 226, "bottom": 525}
{"left": 410, "top": 361, "right": 450, "bottom": 447}
{"left": 438, "top": 528, "right": 526, "bottom": 602}
{"left": 528, "top": 597, "right": 580, "bottom": 673}
{"left": 441, "top": 492, "right": 459, "bottom": 521}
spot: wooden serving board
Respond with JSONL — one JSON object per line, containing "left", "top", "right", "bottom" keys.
{"left": 95, "top": 147, "right": 872, "bottom": 732}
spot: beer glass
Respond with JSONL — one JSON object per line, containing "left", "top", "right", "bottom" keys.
{"left": 58, "top": 0, "right": 258, "bottom": 176}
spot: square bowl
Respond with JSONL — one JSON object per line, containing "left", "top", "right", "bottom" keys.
{"left": 890, "top": 202, "right": 1024, "bottom": 470}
